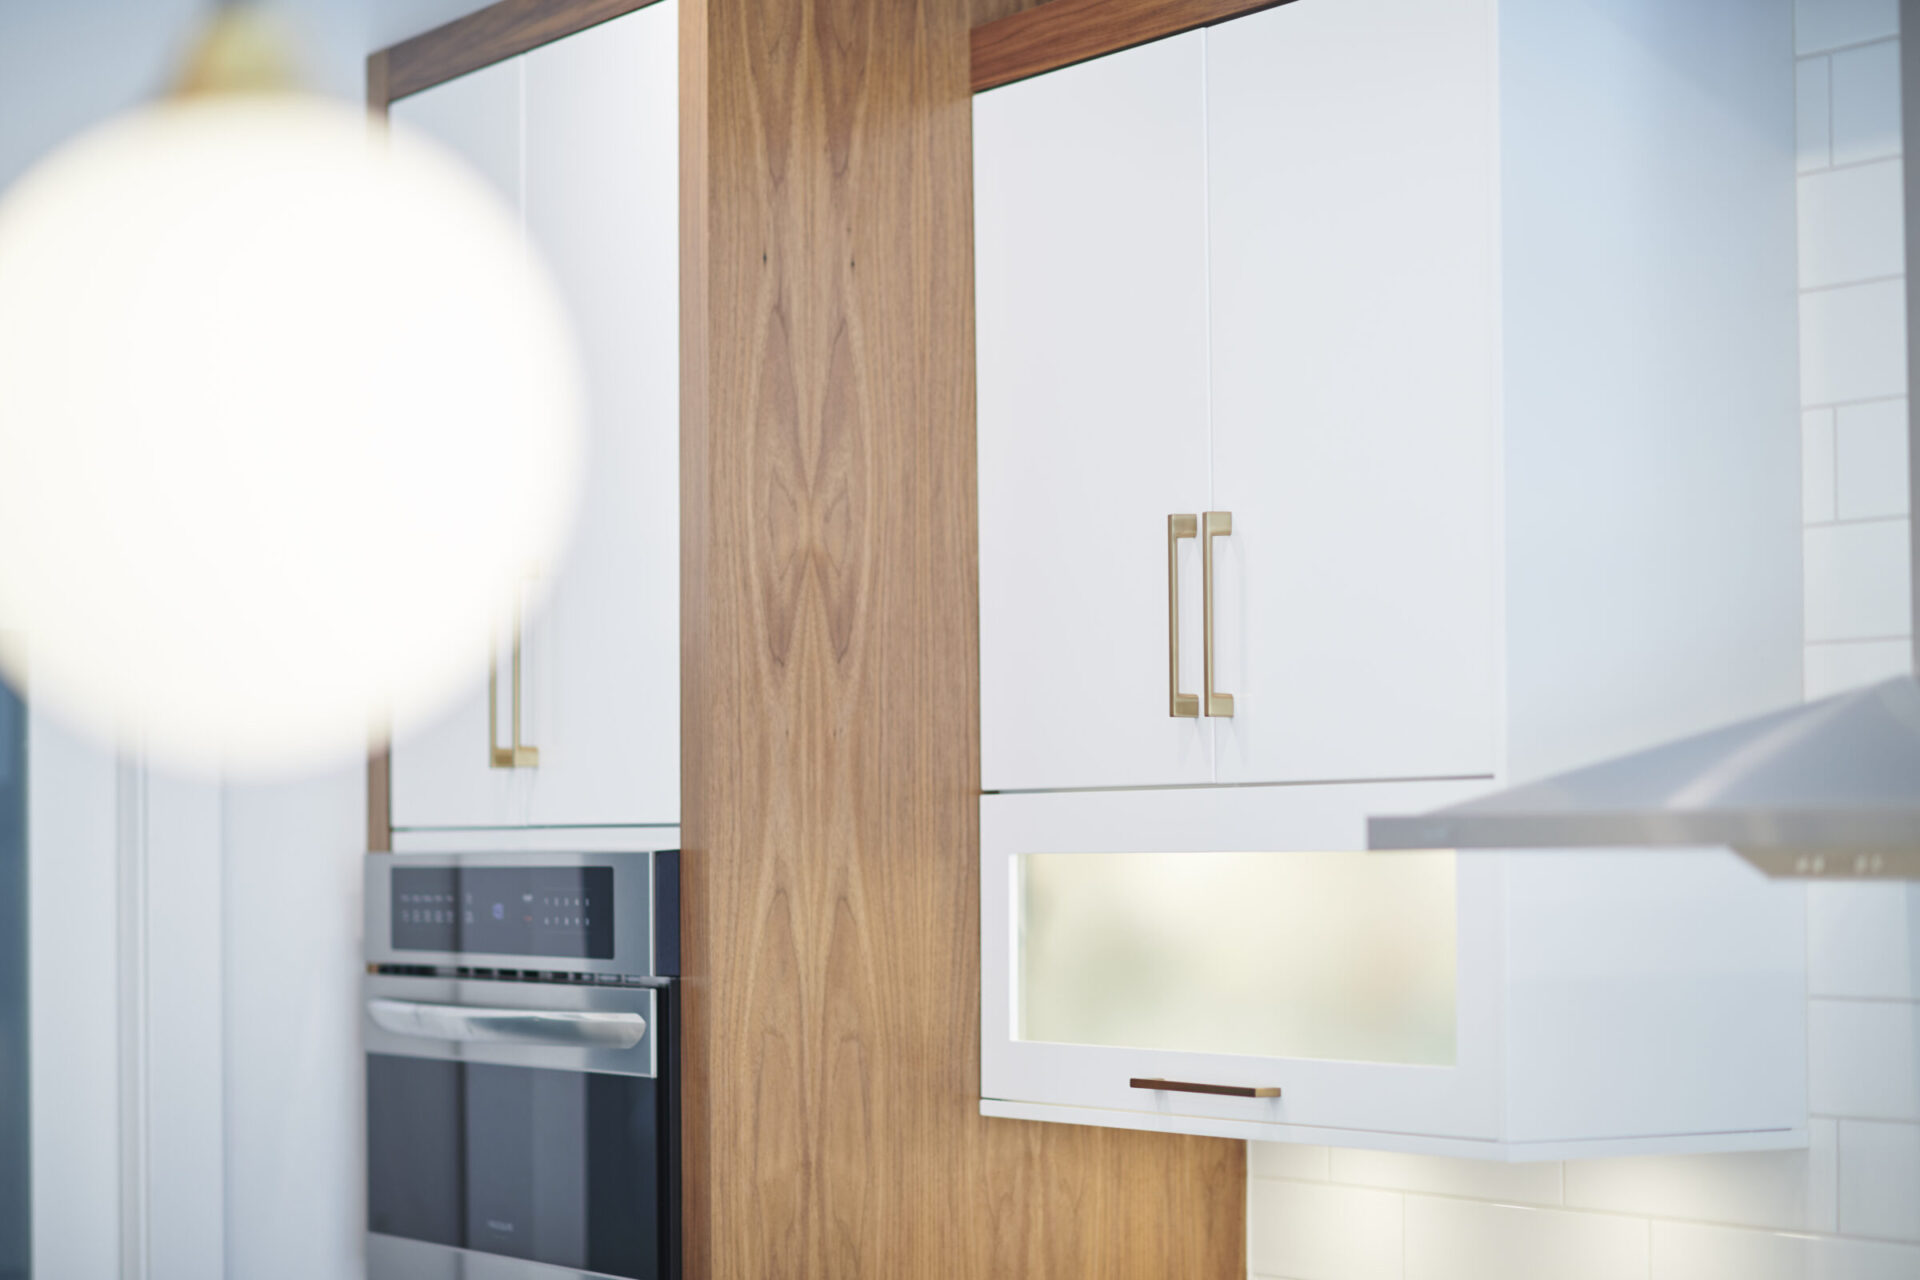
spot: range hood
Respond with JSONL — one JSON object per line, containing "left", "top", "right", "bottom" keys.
{"left": 1372, "top": 13, "right": 1920, "bottom": 881}
{"left": 1369, "top": 676, "right": 1920, "bottom": 879}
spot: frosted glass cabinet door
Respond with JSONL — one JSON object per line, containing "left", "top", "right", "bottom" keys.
{"left": 974, "top": 33, "right": 1213, "bottom": 792}
{"left": 1204, "top": 0, "right": 1500, "bottom": 786}
{"left": 980, "top": 783, "right": 1502, "bottom": 1139}
{"left": 521, "top": 3, "right": 679, "bottom": 828}
{"left": 390, "top": 58, "right": 533, "bottom": 831}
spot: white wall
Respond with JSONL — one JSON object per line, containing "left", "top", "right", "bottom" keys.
{"left": 220, "top": 770, "right": 368, "bottom": 1280}
{"left": 1246, "top": 2, "right": 1920, "bottom": 1276}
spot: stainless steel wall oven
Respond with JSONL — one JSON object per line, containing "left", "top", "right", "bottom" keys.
{"left": 364, "top": 851, "right": 679, "bottom": 1280}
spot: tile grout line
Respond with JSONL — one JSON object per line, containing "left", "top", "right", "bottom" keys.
{"left": 1801, "top": 392, "right": 1909, "bottom": 412}
{"left": 1800, "top": 32, "right": 1904, "bottom": 60}
{"left": 1807, "top": 641, "right": 1917, "bottom": 652}
{"left": 1253, "top": 1172, "right": 1920, "bottom": 1249}
{"left": 1836, "top": 1115, "right": 1846, "bottom": 1239}
{"left": 1801, "top": 151, "right": 1908, "bottom": 177}
{"left": 1248, "top": 1172, "right": 1920, "bottom": 1249}
{"left": 1803, "top": 515, "right": 1911, "bottom": 531}
{"left": 1800, "top": 272, "right": 1906, "bottom": 296}
{"left": 1401, "top": 1186, "right": 1408, "bottom": 1280}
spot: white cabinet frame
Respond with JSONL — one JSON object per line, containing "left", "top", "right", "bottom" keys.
{"left": 982, "top": 784, "right": 1809, "bottom": 1161}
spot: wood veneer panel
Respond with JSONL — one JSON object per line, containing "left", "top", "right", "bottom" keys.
{"left": 681, "top": 0, "right": 1245, "bottom": 1274}
{"left": 367, "top": 747, "right": 391, "bottom": 852}
{"left": 971, "top": 0, "right": 1049, "bottom": 28}
{"left": 366, "top": 47, "right": 390, "bottom": 113}
{"left": 366, "top": 59, "right": 391, "bottom": 855}
{"left": 382, "top": 0, "right": 661, "bottom": 103}
{"left": 971, "top": 0, "right": 1293, "bottom": 91}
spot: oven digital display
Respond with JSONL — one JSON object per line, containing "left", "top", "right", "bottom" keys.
{"left": 391, "top": 866, "right": 616, "bottom": 960}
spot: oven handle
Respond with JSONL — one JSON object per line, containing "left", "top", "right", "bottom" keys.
{"left": 366, "top": 998, "right": 647, "bottom": 1049}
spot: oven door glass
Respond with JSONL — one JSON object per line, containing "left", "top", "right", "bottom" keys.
{"left": 368, "top": 1053, "right": 669, "bottom": 1278}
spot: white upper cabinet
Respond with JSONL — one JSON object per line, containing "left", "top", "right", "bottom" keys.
{"left": 974, "top": 32, "right": 1214, "bottom": 792}
{"left": 1206, "top": 0, "right": 1499, "bottom": 785}
{"left": 390, "top": 3, "right": 679, "bottom": 834}
{"left": 389, "top": 58, "right": 530, "bottom": 831}
{"left": 982, "top": 784, "right": 1807, "bottom": 1159}
{"left": 972, "top": 0, "right": 1805, "bottom": 1157}
{"left": 975, "top": 9, "right": 1501, "bottom": 794}
{"left": 520, "top": 4, "right": 679, "bottom": 829}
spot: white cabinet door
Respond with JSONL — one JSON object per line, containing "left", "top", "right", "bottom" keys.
{"left": 391, "top": 5, "right": 679, "bottom": 832}
{"left": 980, "top": 785, "right": 1807, "bottom": 1157}
{"left": 980, "top": 782, "right": 1502, "bottom": 1140}
{"left": 1205, "top": 1, "right": 1500, "bottom": 786}
{"left": 975, "top": 33, "right": 1214, "bottom": 792}
{"left": 389, "top": 58, "right": 534, "bottom": 831}
{"left": 521, "top": 3, "right": 679, "bottom": 828}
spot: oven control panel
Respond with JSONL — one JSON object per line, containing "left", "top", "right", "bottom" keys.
{"left": 391, "top": 865, "right": 615, "bottom": 959}
{"left": 365, "top": 850, "right": 678, "bottom": 978}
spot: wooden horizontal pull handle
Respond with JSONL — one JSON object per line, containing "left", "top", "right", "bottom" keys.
{"left": 1130, "top": 1077, "right": 1280, "bottom": 1099}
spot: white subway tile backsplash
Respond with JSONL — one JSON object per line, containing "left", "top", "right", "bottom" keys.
{"left": 1404, "top": 1197, "right": 1648, "bottom": 1280}
{"left": 1250, "top": 1141, "right": 1330, "bottom": 1182}
{"left": 1838, "top": 1121, "right": 1920, "bottom": 1241}
{"left": 1831, "top": 40, "right": 1903, "bottom": 165}
{"left": 1798, "top": 162, "right": 1905, "bottom": 287}
{"left": 1800, "top": 56, "right": 1835, "bottom": 172}
{"left": 1248, "top": 1180, "right": 1402, "bottom": 1280}
{"left": 1246, "top": 16, "right": 1913, "bottom": 1280}
{"left": 1810, "top": 882, "right": 1920, "bottom": 998}
{"left": 1805, "top": 639, "right": 1914, "bottom": 696}
{"left": 1804, "top": 520, "right": 1912, "bottom": 641}
{"left": 1328, "top": 1148, "right": 1561, "bottom": 1207}
{"left": 1800, "top": 280, "right": 1909, "bottom": 405}
{"left": 1653, "top": 1221, "right": 1920, "bottom": 1280}
{"left": 1836, "top": 398, "right": 1911, "bottom": 519}
{"left": 1563, "top": 1120, "right": 1838, "bottom": 1232}
{"left": 1797, "top": 0, "right": 1899, "bottom": 55}
{"left": 1807, "top": 408, "right": 1840, "bottom": 522}
{"left": 1810, "top": 999, "right": 1920, "bottom": 1120}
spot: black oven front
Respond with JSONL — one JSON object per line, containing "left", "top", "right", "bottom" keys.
{"left": 363, "top": 851, "right": 680, "bottom": 1280}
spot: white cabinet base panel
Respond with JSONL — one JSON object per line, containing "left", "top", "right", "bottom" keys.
{"left": 979, "top": 1098, "right": 1808, "bottom": 1163}
{"left": 391, "top": 826, "right": 680, "bottom": 854}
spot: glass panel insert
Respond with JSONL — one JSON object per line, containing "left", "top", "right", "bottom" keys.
{"left": 1018, "top": 850, "right": 1456, "bottom": 1065}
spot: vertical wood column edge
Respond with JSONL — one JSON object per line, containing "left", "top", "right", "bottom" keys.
{"left": 676, "top": 0, "right": 712, "bottom": 1274}
{"left": 682, "top": 0, "right": 1246, "bottom": 1273}
{"left": 365, "top": 50, "right": 392, "bottom": 855}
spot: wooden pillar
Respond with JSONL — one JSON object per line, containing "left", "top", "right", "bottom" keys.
{"left": 677, "top": 0, "right": 1246, "bottom": 1274}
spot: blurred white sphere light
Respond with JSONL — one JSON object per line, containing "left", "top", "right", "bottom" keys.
{"left": 0, "top": 90, "right": 583, "bottom": 773}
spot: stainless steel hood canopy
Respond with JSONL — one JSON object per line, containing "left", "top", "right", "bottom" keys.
{"left": 1369, "top": 677, "right": 1920, "bottom": 879}
{"left": 1373, "top": 10, "right": 1920, "bottom": 881}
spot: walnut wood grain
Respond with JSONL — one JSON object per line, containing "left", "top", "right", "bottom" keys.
{"left": 382, "top": 0, "right": 662, "bottom": 104}
{"left": 368, "top": 0, "right": 1246, "bottom": 1268}
{"left": 682, "top": 0, "right": 1245, "bottom": 1274}
{"left": 366, "top": 746, "right": 391, "bottom": 852}
{"left": 366, "top": 51, "right": 391, "bottom": 855}
{"left": 971, "top": 0, "right": 1049, "bottom": 27}
{"left": 366, "top": 47, "right": 390, "bottom": 115}
{"left": 971, "top": 0, "right": 1294, "bottom": 91}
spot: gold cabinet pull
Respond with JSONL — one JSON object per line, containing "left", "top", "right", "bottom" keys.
{"left": 488, "top": 587, "right": 540, "bottom": 769}
{"left": 1202, "top": 510, "right": 1234, "bottom": 717}
{"left": 1167, "top": 514, "right": 1199, "bottom": 718}
{"left": 1130, "top": 1077, "right": 1279, "bottom": 1099}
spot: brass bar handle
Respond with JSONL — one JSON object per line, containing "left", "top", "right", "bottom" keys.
{"left": 1131, "top": 1077, "right": 1279, "bottom": 1099}
{"left": 1167, "top": 514, "right": 1199, "bottom": 717}
{"left": 487, "top": 585, "right": 541, "bottom": 769}
{"left": 1202, "top": 510, "right": 1234, "bottom": 717}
